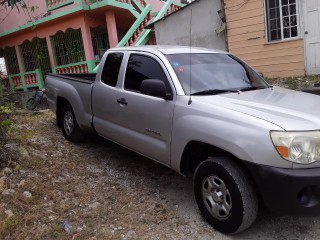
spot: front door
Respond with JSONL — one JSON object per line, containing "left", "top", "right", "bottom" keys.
{"left": 93, "top": 51, "right": 176, "bottom": 166}
{"left": 303, "top": 0, "right": 320, "bottom": 75}
{"left": 115, "top": 52, "right": 176, "bottom": 166}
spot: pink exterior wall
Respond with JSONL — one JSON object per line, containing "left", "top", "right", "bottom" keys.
{"left": 0, "top": 0, "right": 83, "bottom": 33}
{"left": 0, "top": 13, "right": 86, "bottom": 49}
{"left": 0, "top": 1, "right": 47, "bottom": 33}
{"left": 148, "top": 0, "right": 165, "bottom": 12}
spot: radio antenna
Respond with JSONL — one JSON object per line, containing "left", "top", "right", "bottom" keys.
{"left": 188, "top": 8, "right": 193, "bottom": 105}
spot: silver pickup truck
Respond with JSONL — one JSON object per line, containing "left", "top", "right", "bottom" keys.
{"left": 46, "top": 46, "right": 320, "bottom": 234}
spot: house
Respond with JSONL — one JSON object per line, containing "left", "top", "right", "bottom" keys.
{"left": 151, "top": 0, "right": 320, "bottom": 78}
{"left": 225, "top": 0, "right": 320, "bottom": 77}
{"left": 0, "top": 0, "right": 184, "bottom": 95}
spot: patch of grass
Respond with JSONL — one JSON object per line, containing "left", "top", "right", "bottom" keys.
{"left": 265, "top": 75, "right": 320, "bottom": 90}
{"left": 49, "top": 223, "right": 65, "bottom": 239}
{"left": 0, "top": 216, "right": 20, "bottom": 236}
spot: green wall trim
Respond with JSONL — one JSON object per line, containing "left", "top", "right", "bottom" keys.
{"left": 89, "top": 0, "right": 139, "bottom": 18}
{"left": 117, "top": 3, "right": 151, "bottom": 47}
{"left": 35, "top": 69, "right": 45, "bottom": 89}
{"left": 132, "top": 0, "right": 144, "bottom": 12}
{"left": 47, "top": 0, "right": 75, "bottom": 11}
{"left": 87, "top": 60, "right": 98, "bottom": 73}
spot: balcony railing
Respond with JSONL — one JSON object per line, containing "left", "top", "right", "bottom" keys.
{"left": 52, "top": 60, "right": 98, "bottom": 74}
{"left": 8, "top": 69, "right": 44, "bottom": 92}
{"left": 46, "top": 0, "right": 75, "bottom": 11}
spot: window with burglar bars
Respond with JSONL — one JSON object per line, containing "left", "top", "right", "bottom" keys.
{"left": 91, "top": 26, "right": 109, "bottom": 60}
{"left": 265, "top": 0, "right": 299, "bottom": 42}
{"left": 51, "top": 29, "right": 86, "bottom": 66}
{"left": 0, "top": 47, "right": 20, "bottom": 75}
{"left": 20, "top": 38, "right": 52, "bottom": 78}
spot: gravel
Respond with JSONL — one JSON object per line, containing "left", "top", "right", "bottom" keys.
{"left": 1, "top": 103, "right": 320, "bottom": 239}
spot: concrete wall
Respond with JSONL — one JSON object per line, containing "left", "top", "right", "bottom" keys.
{"left": 154, "top": 0, "right": 226, "bottom": 51}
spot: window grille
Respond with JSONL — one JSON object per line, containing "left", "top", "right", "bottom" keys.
{"left": 90, "top": 26, "right": 109, "bottom": 60}
{"left": 51, "top": 29, "right": 86, "bottom": 66}
{"left": 265, "top": 0, "right": 299, "bottom": 42}
{"left": 0, "top": 47, "right": 20, "bottom": 75}
{"left": 20, "top": 38, "right": 51, "bottom": 78}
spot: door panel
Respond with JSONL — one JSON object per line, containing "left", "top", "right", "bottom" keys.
{"left": 111, "top": 92, "right": 175, "bottom": 165}
{"left": 93, "top": 52, "right": 175, "bottom": 166}
{"left": 304, "top": 0, "right": 320, "bottom": 75}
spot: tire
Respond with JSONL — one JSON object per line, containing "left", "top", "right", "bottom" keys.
{"left": 40, "top": 97, "right": 48, "bottom": 109}
{"left": 193, "top": 157, "right": 258, "bottom": 234}
{"left": 61, "top": 103, "right": 84, "bottom": 142}
{"left": 26, "top": 98, "right": 37, "bottom": 110}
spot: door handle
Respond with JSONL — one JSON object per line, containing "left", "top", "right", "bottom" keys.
{"left": 117, "top": 98, "right": 128, "bottom": 106}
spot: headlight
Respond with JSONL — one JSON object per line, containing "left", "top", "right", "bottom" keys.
{"left": 270, "top": 131, "right": 320, "bottom": 164}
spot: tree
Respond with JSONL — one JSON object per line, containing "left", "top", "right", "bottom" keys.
{"left": 0, "top": 0, "right": 26, "bottom": 11}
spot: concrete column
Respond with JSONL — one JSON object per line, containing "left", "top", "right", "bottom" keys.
{"left": 15, "top": 45, "right": 24, "bottom": 73}
{"left": 46, "top": 36, "right": 56, "bottom": 68}
{"left": 105, "top": 11, "right": 118, "bottom": 48}
{"left": 81, "top": 22, "right": 95, "bottom": 61}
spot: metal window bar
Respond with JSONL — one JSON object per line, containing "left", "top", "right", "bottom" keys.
{"left": 20, "top": 38, "right": 51, "bottom": 79}
{"left": 1, "top": 47, "right": 20, "bottom": 75}
{"left": 90, "top": 26, "right": 109, "bottom": 60}
{"left": 52, "top": 29, "right": 86, "bottom": 66}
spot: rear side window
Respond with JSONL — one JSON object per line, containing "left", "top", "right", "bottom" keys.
{"left": 101, "top": 52, "right": 123, "bottom": 87}
{"left": 124, "top": 54, "right": 170, "bottom": 92}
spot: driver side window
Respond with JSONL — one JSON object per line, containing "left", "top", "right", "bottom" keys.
{"left": 124, "top": 54, "right": 171, "bottom": 94}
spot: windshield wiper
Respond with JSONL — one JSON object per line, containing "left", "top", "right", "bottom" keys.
{"left": 191, "top": 89, "right": 238, "bottom": 96}
{"left": 238, "top": 86, "right": 269, "bottom": 92}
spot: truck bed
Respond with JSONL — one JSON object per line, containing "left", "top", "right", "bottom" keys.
{"left": 47, "top": 73, "right": 96, "bottom": 83}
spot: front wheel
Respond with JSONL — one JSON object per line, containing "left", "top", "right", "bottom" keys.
{"left": 26, "top": 98, "right": 36, "bottom": 110}
{"left": 193, "top": 157, "right": 258, "bottom": 234}
{"left": 61, "top": 104, "right": 84, "bottom": 142}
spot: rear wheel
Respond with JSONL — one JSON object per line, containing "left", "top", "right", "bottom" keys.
{"left": 40, "top": 96, "right": 48, "bottom": 108}
{"left": 193, "top": 157, "right": 258, "bottom": 234}
{"left": 26, "top": 98, "right": 36, "bottom": 110}
{"left": 61, "top": 104, "right": 84, "bottom": 142}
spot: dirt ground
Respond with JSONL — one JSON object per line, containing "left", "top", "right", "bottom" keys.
{"left": 1, "top": 75, "right": 320, "bottom": 240}
{"left": 1, "top": 109, "right": 320, "bottom": 240}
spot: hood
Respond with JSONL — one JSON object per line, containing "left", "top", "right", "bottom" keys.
{"left": 195, "top": 86, "right": 320, "bottom": 131}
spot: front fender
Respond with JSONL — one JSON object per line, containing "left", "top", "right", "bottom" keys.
{"left": 170, "top": 98, "right": 292, "bottom": 173}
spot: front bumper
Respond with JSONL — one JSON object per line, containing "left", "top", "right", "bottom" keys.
{"left": 245, "top": 162, "right": 320, "bottom": 215}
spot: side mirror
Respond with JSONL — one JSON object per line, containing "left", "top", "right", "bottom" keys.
{"left": 140, "top": 79, "right": 173, "bottom": 100}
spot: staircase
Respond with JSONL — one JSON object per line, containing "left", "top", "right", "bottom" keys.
{"left": 117, "top": 0, "right": 184, "bottom": 47}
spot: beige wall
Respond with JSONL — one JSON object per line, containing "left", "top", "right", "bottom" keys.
{"left": 225, "top": 0, "right": 305, "bottom": 77}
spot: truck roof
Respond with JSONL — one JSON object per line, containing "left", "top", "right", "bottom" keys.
{"left": 109, "top": 45, "right": 228, "bottom": 55}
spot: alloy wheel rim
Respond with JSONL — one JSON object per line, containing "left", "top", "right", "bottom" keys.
{"left": 64, "top": 111, "right": 74, "bottom": 135}
{"left": 202, "top": 175, "right": 232, "bottom": 220}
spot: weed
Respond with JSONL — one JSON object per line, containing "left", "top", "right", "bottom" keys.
{"left": 266, "top": 75, "right": 320, "bottom": 90}
{"left": 0, "top": 216, "right": 20, "bottom": 236}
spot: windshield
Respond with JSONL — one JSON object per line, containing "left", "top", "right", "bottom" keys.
{"left": 166, "top": 53, "right": 268, "bottom": 95}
